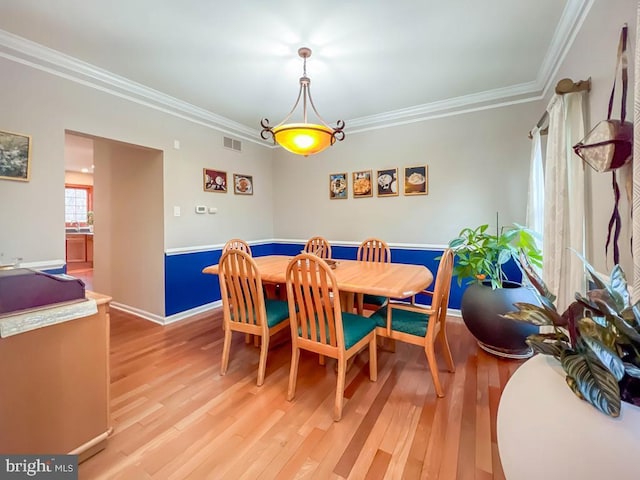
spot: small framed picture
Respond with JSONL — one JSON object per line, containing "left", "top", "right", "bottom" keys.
{"left": 404, "top": 165, "right": 428, "bottom": 195}
{"left": 0, "top": 130, "right": 32, "bottom": 182}
{"left": 352, "top": 170, "right": 373, "bottom": 198}
{"left": 233, "top": 174, "right": 253, "bottom": 195}
{"left": 376, "top": 168, "right": 398, "bottom": 197}
{"left": 203, "top": 168, "right": 227, "bottom": 192}
{"left": 329, "top": 172, "right": 348, "bottom": 199}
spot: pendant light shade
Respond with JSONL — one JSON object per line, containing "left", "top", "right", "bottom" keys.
{"left": 261, "top": 47, "right": 345, "bottom": 156}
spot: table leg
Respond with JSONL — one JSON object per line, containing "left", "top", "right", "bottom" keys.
{"left": 339, "top": 291, "right": 354, "bottom": 313}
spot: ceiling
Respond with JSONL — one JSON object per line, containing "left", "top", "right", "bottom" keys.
{"left": 0, "top": 1, "right": 590, "bottom": 144}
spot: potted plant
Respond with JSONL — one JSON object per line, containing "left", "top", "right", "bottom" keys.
{"left": 449, "top": 222, "right": 543, "bottom": 358}
{"left": 505, "top": 254, "right": 640, "bottom": 417}
{"left": 449, "top": 223, "right": 542, "bottom": 289}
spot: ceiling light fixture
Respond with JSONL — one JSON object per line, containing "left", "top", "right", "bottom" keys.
{"left": 261, "top": 47, "right": 345, "bottom": 156}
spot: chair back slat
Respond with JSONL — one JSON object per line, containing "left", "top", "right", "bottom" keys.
{"left": 286, "top": 253, "right": 342, "bottom": 348}
{"left": 357, "top": 238, "right": 391, "bottom": 263}
{"left": 219, "top": 249, "right": 265, "bottom": 329}
{"left": 223, "top": 238, "right": 252, "bottom": 256}
{"left": 303, "top": 236, "right": 332, "bottom": 259}
{"left": 426, "top": 248, "right": 454, "bottom": 338}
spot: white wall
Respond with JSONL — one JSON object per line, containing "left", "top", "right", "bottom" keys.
{"left": 0, "top": 57, "right": 275, "bottom": 267}
{"left": 550, "top": 0, "right": 637, "bottom": 274}
{"left": 93, "top": 140, "right": 165, "bottom": 316}
{"left": 272, "top": 101, "right": 542, "bottom": 244}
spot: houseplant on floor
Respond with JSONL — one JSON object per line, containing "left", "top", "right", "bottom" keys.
{"left": 449, "top": 222, "right": 543, "bottom": 358}
{"left": 505, "top": 254, "right": 640, "bottom": 416}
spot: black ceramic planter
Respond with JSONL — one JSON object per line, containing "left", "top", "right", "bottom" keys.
{"left": 461, "top": 281, "right": 540, "bottom": 359}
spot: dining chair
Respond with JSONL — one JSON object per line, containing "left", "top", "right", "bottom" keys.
{"left": 222, "top": 238, "right": 252, "bottom": 256}
{"left": 218, "top": 249, "right": 290, "bottom": 386}
{"left": 356, "top": 238, "right": 392, "bottom": 315}
{"left": 370, "top": 248, "right": 456, "bottom": 397}
{"left": 285, "top": 253, "right": 377, "bottom": 421}
{"left": 303, "top": 236, "right": 332, "bottom": 259}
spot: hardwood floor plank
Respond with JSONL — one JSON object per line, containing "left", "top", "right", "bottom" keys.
{"left": 364, "top": 449, "right": 392, "bottom": 480}
{"left": 332, "top": 361, "right": 404, "bottom": 478}
{"left": 79, "top": 311, "right": 522, "bottom": 480}
{"left": 475, "top": 352, "right": 492, "bottom": 474}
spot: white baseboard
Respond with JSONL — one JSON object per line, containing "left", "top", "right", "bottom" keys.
{"left": 109, "top": 302, "right": 166, "bottom": 325}
{"left": 110, "top": 300, "right": 222, "bottom": 325}
{"left": 163, "top": 301, "right": 222, "bottom": 325}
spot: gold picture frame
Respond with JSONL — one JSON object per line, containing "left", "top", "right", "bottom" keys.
{"left": 329, "top": 172, "right": 348, "bottom": 199}
{"left": 203, "top": 168, "right": 227, "bottom": 192}
{"left": 352, "top": 170, "right": 373, "bottom": 198}
{"left": 376, "top": 167, "right": 398, "bottom": 197}
{"left": 404, "top": 165, "right": 428, "bottom": 195}
{"left": 0, "top": 130, "right": 32, "bottom": 182}
{"left": 233, "top": 174, "right": 254, "bottom": 195}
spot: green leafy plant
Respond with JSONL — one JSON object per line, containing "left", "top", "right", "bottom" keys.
{"left": 504, "top": 254, "right": 640, "bottom": 417}
{"left": 448, "top": 223, "right": 542, "bottom": 289}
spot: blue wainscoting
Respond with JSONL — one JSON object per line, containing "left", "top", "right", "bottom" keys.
{"left": 164, "top": 241, "right": 525, "bottom": 317}
{"left": 164, "top": 241, "right": 478, "bottom": 317}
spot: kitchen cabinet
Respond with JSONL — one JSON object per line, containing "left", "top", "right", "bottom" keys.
{"left": 66, "top": 233, "right": 93, "bottom": 267}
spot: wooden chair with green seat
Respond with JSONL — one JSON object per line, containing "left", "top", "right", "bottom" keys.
{"left": 356, "top": 238, "right": 391, "bottom": 315}
{"left": 218, "top": 249, "right": 290, "bottom": 386}
{"left": 285, "top": 253, "right": 377, "bottom": 421}
{"left": 303, "top": 236, "right": 332, "bottom": 259}
{"left": 370, "top": 248, "right": 456, "bottom": 397}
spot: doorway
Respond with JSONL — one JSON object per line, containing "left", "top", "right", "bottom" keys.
{"left": 64, "top": 131, "right": 165, "bottom": 318}
{"left": 64, "top": 133, "right": 95, "bottom": 289}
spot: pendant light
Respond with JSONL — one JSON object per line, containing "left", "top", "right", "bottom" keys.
{"left": 260, "top": 47, "right": 345, "bottom": 156}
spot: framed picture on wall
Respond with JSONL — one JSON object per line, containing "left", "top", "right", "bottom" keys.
{"left": 233, "top": 174, "right": 253, "bottom": 195}
{"left": 0, "top": 130, "right": 32, "bottom": 182}
{"left": 352, "top": 170, "right": 373, "bottom": 198}
{"left": 376, "top": 168, "right": 398, "bottom": 197}
{"left": 329, "top": 172, "right": 348, "bottom": 199}
{"left": 203, "top": 168, "right": 227, "bottom": 192}
{"left": 404, "top": 165, "right": 428, "bottom": 195}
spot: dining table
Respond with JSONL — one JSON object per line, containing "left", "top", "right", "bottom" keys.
{"left": 202, "top": 255, "right": 433, "bottom": 311}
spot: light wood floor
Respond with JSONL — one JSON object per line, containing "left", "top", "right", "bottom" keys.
{"left": 79, "top": 308, "right": 522, "bottom": 479}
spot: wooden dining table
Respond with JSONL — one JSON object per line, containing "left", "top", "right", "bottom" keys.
{"left": 202, "top": 255, "right": 433, "bottom": 311}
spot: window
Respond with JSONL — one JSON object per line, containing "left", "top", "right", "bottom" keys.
{"left": 65, "top": 185, "right": 93, "bottom": 226}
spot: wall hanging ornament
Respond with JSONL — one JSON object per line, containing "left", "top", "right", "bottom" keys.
{"left": 574, "top": 24, "right": 633, "bottom": 265}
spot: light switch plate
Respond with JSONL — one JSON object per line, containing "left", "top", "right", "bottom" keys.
{"left": 195, "top": 205, "right": 206, "bottom": 214}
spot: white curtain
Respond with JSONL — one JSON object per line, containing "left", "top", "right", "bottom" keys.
{"left": 527, "top": 126, "right": 545, "bottom": 244}
{"left": 542, "top": 92, "right": 587, "bottom": 311}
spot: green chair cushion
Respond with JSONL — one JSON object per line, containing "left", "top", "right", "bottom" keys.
{"left": 341, "top": 312, "right": 377, "bottom": 349}
{"left": 298, "top": 312, "right": 376, "bottom": 350}
{"left": 370, "top": 305, "right": 431, "bottom": 337}
{"left": 264, "top": 299, "right": 290, "bottom": 328}
{"left": 362, "top": 293, "right": 388, "bottom": 307}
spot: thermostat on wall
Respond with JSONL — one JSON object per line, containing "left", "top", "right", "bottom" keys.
{"left": 195, "top": 205, "right": 207, "bottom": 214}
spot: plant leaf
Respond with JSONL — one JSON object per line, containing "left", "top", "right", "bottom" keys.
{"left": 611, "top": 315, "right": 640, "bottom": 343}
{"left": 608, "top": 264, "right": 630, "bottom": 308}
{"left": 503, "top": 302, "right": 556, "bottom": 326}
{"left": 561, "top": 351, "right": 621, "bottom": 417}
{"left": 623, "top": 362, "right": 640, "bottom": 378}
{"left": 581, "top": 336, "right": 626, "bottom": 381}
{"left": 526, "top": 337, "right": 565, "bottom": 359}
{"left": 529, "top": 331, "right": 570, "bottom": 342}
{"left": 518, "top": 251, "right": 556, "bottom": 303}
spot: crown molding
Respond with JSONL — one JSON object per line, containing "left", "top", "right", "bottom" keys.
{"left": 0, "top": 0, "right": 592, "bottom": 140}
{"left": 347, "top": 0, "right": 592, "bottom": 131}
{"left": 0, "top": 29, "right": 267, "bottom": 146}
{"left": 539, "top": 0, "right": 595, "bottom": 97}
